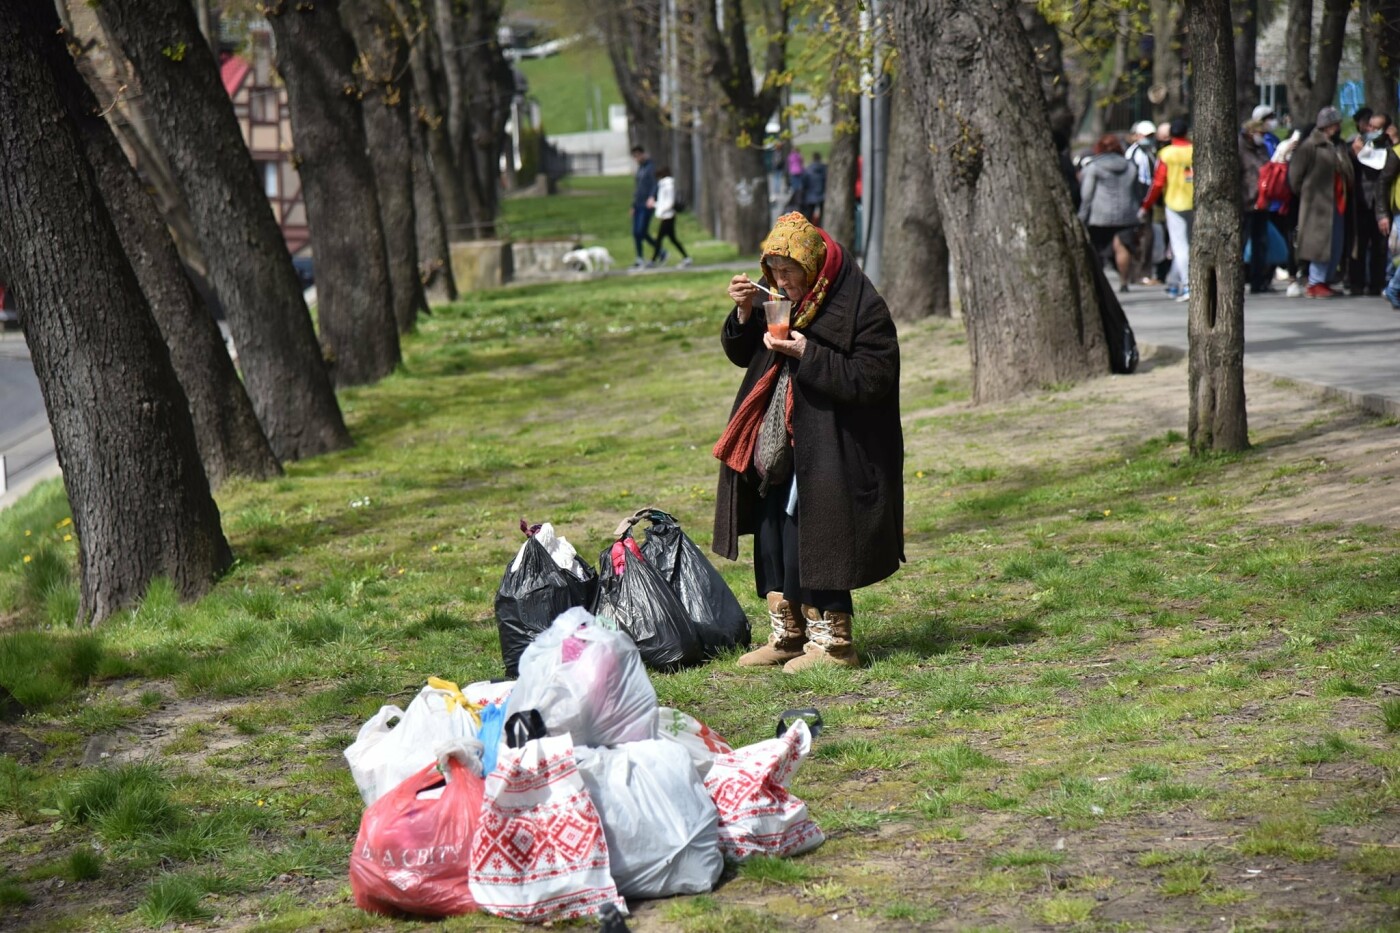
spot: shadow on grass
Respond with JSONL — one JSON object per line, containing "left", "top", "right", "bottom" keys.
{"left": 861, "top": 612, "right": 1043, "bottom": 664}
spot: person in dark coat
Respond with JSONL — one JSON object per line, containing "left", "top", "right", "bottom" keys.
{"left": 1289, "top": 106, "right": 1354, "bottom": 298}
{"left": 713, "top": 212, "right": 903, "bottom": 673}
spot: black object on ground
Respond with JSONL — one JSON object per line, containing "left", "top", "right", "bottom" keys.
{"left": 630, "top": 508, "right": 751, "bottom": 655}
{"left": 495, "top": 534, "right": 599, "bottom": 677}
{"left": 592, "top": 540, "right": 704, "bottom": 672}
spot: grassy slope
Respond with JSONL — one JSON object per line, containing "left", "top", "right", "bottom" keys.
{"left": 516, "top": 43, "right": 622, "bottom": 136}
{"left": 2, "top": 184, "right": 1400, "bottom": 929}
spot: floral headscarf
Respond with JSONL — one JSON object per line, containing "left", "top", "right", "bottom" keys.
{"left": 759, "top": 212, "right": 840, "bottom": 329}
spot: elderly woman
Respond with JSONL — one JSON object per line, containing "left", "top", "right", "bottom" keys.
{"left": 712, "top": 212, "right": 904, "bottom": 673}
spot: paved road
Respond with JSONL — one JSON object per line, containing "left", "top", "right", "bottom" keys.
{"left": 0, "top": 329, "right": 58, "bottom": 511}
{"left": 1119, "top": 283, "right": 1400, "bottom": 416}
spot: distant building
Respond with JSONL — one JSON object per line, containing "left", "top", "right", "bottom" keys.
{"left": 219, "top": 26, "right": 310, "bottom": 256}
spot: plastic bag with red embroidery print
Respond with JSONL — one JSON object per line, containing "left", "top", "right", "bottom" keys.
{"left": 349, "top": 743, "right": 486, "bottom": 918}
{"left": 703, "top": 718, "right": 824, "bottom": 860}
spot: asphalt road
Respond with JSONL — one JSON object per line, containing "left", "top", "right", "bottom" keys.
{"left": 0, "top": 329, "right": 57, "bottom": 510}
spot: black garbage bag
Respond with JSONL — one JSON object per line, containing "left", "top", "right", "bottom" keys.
{"left": 1086, "top": 233, "right": 1140, "bottom": 374}
{"left": 592, "top": 537, "right": 704, "bottom": 672}
{"left": 629, "top": 508, "right": 751, "bottom": 656}
{"left": 495, "top": 528, "right": 599, "bottom": 678}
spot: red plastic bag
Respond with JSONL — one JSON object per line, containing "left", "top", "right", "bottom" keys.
{"left": 350, "top": 754, "right": 485, "bottom": 918}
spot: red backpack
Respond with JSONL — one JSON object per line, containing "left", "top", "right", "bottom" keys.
{"left": 1256, "top": 161, "right": 1293, "bottom": 213}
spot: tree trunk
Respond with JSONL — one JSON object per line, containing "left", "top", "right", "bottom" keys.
{"left": 97, "top": 0, "right": 351, "bottom": 461}
{"left": 882, "top": 76, "right": 950, "bottom": 320}
{"left": 0, "top": 4, "right": 232, "bottom": 624}
{"left": 267, "top": 0, "right": 401, "bottom": 388}
{"left": 718, "top": 120, "right": 772, "bottom": 254}
{"left": 893, "top": 0, "right": 1108, "bottom": 404}
{"left": 1151, "top": 0, "right": 1186, "bottom": 122}
{"left": 1360, "top": 0, "right": 1400, "bottom": 115}
{"left": 412, "top": 117, "right": 458, "bottom": 302}
{"left": 343, "top": 0, "right": 430, "bottom": 333}
{"left": 56, "top": 34, "right": 281, "bottom": 488}
{"left": 1184, "top": 0, "right": 1249, "bottom": 454}
{"left": 1018, "top": 2, "right": 1076, "bottom": 140}
{"left": 1233, "top": 0, "right": 1259, "bottom": 123}
{"left": 458, "top": 1, "right": 514, "bottom": 234}
{"left": 1289, "top": 0, "right": 1352, "bottom": 123}
{"left": 824, "top": 91, "right": 860, "bottom": 249}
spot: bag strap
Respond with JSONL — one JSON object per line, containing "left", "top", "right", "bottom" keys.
{"left": 776, "top": 707, "right": 823, "bottom": 740}
{"left": 612, "top": 507, "right": 679, "bottom": 539}
{"left": 504, "top": 709, "right": 547, "bottom": 748}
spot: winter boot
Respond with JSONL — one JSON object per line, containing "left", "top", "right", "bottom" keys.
{"left": 783, "top": 606, "right": 858, "bottom": 672}
{"left": 737, "top": 592, "right": 808, "bottom": 667}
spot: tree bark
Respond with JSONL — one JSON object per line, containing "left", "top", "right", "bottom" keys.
{"left": 1184, "top": 0, "right": 1249, "bottom": 454}
{"left": 55, "top": 34, "right": 281, "bottom": 488}
{"left": 893, "top": 0, "right": 1108, "bottom": 404}
{"left": 882, "top": 76, "right": 950, "bottom": 320}
{"left": 412, "top": 117, "right": 458, "bottom": 302}
{"left": 824, "top": 91, "right": 860, "bottom": 249}
{"left": 97, "top": 0, "right": 352, "bottom": 461}
{"left": 698, "top": 0, "right": 787, "bottom": 253}
{"left": 1018, "top": 2, "right": 1076, "bottom": 140}
{"left": 1150, "top": 0, "right": 1186, "bottom": 121}
{"left": 343, "top": 0, "right": 430, "bottom": 333}
{"left": 267, "top": 0, "right": 401, "bottom": 388}
{"left": 0, "top": 3, "right": 232, "bottom": 624}
{"left": 1360, "top": 0, "right": 1400, "bottom": 115}
{"left": 601, "top": 0, "right": 666, "bottom": 156}
{"left": 1233, "top": 0, "right": 1259, "bottom": 123}
{"left": 1288, "top": 0, "right": 1352, "bottom": 123}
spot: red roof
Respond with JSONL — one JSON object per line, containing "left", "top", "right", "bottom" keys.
{"left": 220, "top": 53, "right": 250, "bottom": 97}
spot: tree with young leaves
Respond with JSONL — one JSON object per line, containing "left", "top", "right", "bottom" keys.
{"left": 1360, "top": 0, "right": 1400, "bottom": 116}
{"left": 1184, "top": 0, "right": 1248, "bottom": 453}
{"left": 0, "top": 3, "right": 232, "bottom": 624}
{"left": 697, "top": 0, "right": 789, "bottom": 253}
{"left": 1287, "top": 0, "right": 1351, "bottom": 125}
{"left": 894, "top": 0, "right": 1109, "bottom": 403}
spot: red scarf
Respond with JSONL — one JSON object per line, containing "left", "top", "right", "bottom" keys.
{"left": 712, "top": 231, "right": 843, "bottom": 474}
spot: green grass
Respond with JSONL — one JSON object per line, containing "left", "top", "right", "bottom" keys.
{"left": 516, "top": 42, "right": 622, "bottom": 135}
{"left": 3, "top": 248, "right": 1400, "bottom": 929}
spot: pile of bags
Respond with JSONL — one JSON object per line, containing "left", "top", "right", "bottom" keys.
{"left": 495, "top": 510, "right": 750, "bottom": 676}
{"left": 344, "top": 609, "right": 824, "bottom": 921}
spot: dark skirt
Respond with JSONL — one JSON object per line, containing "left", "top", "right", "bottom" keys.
{"left": 752, "top": 479, "right": 853, "bottom": 615}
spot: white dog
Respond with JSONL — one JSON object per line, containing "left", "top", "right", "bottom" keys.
{"left": 562, "top": 246, "right": 615, "bottom": 274}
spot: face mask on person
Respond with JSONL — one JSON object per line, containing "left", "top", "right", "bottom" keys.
{"left": 1363, "top": 130, "right": 1383, "bottom": 145}
{"left": 1264, "top": 118, "right": 1278, "bottom": 132}
{"left": 1252, "top": 133, "right": 1265, "bottom": 145}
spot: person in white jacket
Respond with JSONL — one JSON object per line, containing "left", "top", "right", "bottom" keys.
{"left": 651, "top": 166, "right": 692, "bottom": 267}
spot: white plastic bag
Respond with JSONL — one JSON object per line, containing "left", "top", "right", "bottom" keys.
{"left": 464, "top": 679, "right": 514, "bottom": 707}
{"left": 657, "top": 706, "right": 733, "bottom": 779}
{"left": 469, "top": 732, "right": 626, "bottom": 922}
{"left": 507, "top": 607, "right": 657, "bottom": 747}
{"left": 509, "top": 522, "right": 579, "bottom": 573}
{"left": 704, "top": 719, "right": 824, "bottom": 859}
{"left": 575, "top": 740, "right": 723, "bottom": 898}
{"left": 344, "top": 678, "right": 481, "bottom": 806}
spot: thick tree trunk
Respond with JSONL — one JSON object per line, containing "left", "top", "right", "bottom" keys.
{"left": 344, "top": 0, "right": 430, "bottom": 333}
{"left": 1233, "top": 0, "right": 1259, "bottom": 123}
{"left": 459, "top": 3, "right": 514, "bottom": 233}
{"left": 718, "top": 121, "right": 772, "bottom": 255}
{"left": 1184, "top": 0, "right": 1249, "bottom": 454}
{"left": 97, "top": 0, "right": 351, "bottom": 461}
{"left": 882, "top": 76, "right": 950, "bottom": 320}
{"left": 1360, "top": 0, "right": 1400, "bottom": 115}
{"left": 268, "top": 0, "right": 401, "bottom": 388}
{"left": 1151, "top": 0, "right": 1186, "bottom": 122}
{"left": 56, "top": 36, "right": 281, "bottom": 488}
{"left": 1289, "top": 0, "right": 1352, "bottom": 123}
{"left": 412, "top": 118, "right": 458, "bottom": 302}
{"left": 1018, "top": 2, "right": 1076, "bottom": 140}
{"left": 894, "top": 0, "right": 1107, "bottom": 403}
{"left": 0, "top": 4, "right": 232, "bottom": 624}
{"left": 824, "top": 92, "right": 860, "bottom": 249}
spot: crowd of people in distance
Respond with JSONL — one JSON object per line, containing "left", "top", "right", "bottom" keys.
{"left": 1070, "top": 104, "right": 1400, "bottom": 307}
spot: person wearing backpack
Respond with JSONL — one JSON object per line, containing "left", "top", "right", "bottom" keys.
{"left": 1240, "top": 119, "right": 1275, "bottom": 293}
{"left": 651, "top": 166, "right": 692, "bottom": 268}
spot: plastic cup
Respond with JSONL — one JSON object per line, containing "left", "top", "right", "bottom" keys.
{"left": 763, "top": 299, "right": 792, "bottom": 340}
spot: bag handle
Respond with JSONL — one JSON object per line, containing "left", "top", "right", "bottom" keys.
{"left": 504, "top": 709, "right": 547, "bottom": 748}
{"left": 612, "top": 507, "right": 679, "bottom": 538}
{"left": 776, "top": 707, "right": 823, "bottom": 740}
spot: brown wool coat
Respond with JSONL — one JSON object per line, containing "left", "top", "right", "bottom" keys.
{"left": 1288, "top": 128, "right": 1355, "bottom": 262}
{"left": 711, "top": 249, "right": 904, "bottom": 591}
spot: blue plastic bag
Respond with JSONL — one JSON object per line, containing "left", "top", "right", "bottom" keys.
{"left": 1243, "top": 221, "right": 1289, "bottom": 267}
{"left": 478, "top": 700, "right": 507, "bottom": 775}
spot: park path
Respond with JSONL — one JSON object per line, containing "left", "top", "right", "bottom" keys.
{"left": 0, "top": 329, "right": 57, "bottom": 511}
